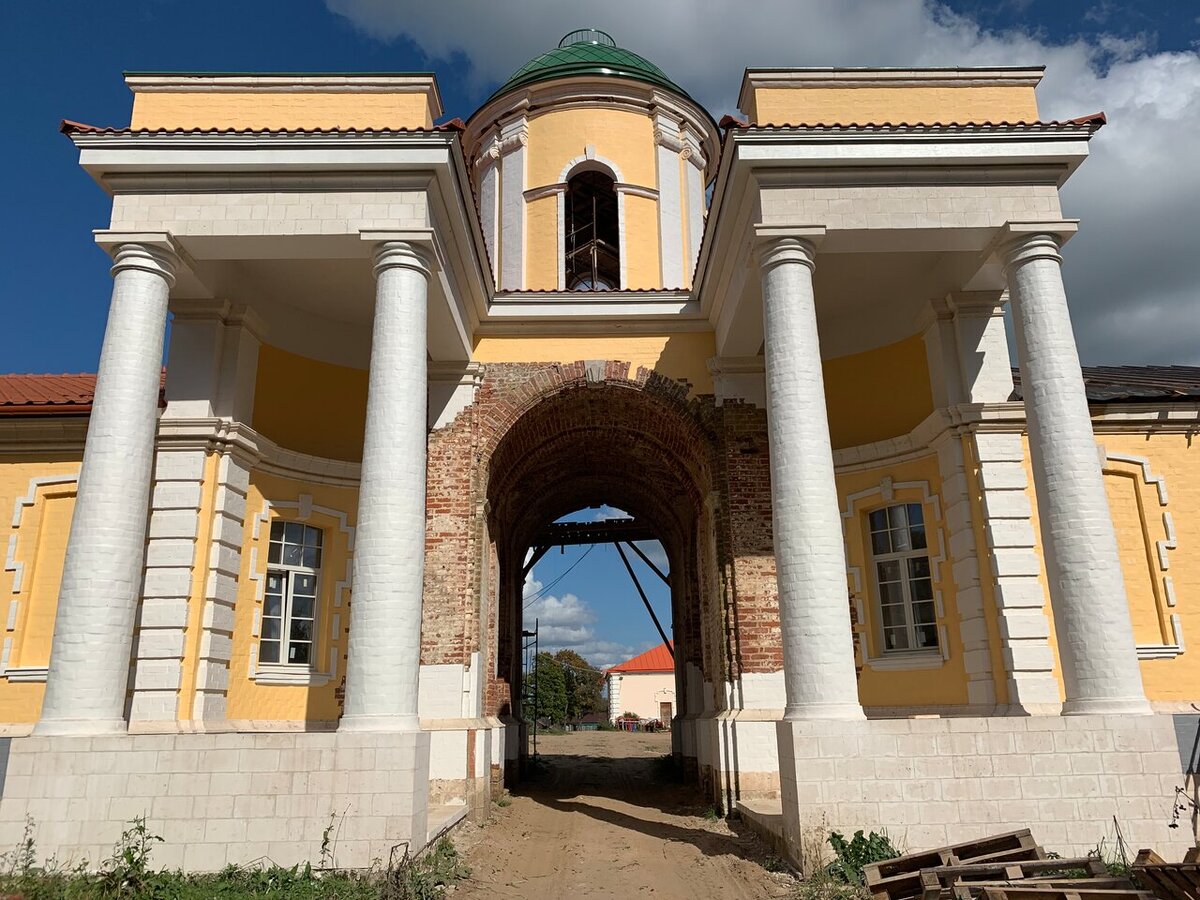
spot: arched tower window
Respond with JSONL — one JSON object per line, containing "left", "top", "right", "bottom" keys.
{"left": 565, "top": 171, "right": 620, "bottom": 290}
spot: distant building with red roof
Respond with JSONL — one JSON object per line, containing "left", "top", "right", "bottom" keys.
{"left": 606, "top": 641, "right": 675, "bottom": 724}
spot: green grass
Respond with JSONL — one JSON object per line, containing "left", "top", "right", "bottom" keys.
{"left": 0, "top": 817, "right": 469, "bottom": 900}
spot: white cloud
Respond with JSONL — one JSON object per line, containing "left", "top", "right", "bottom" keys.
{"left": 522, "top": 572, "right": 649, "bottom": 669}
{"left": 326, "top": 0, "right": 1200, "bottom": 363}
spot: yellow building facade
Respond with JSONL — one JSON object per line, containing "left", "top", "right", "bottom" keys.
{"left": 0, "top": 30, "right": 1196, "bottom": 870}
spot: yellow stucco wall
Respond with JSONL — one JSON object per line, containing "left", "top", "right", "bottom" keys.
{"left": 746, "top": 85, "right": 1040, "bottom": 125}
{"left": 824, "top": 336, "right": 935, "bottom": 450}
{"left": 225, "top": 471, "right": 358, "bottom": 725}
{"left": 1022, "top": 431, "right": 1200, "bottom": 706}
{"left": 524, "top": 106, "right": 663, "bottom": 290}
{"left": 253, "top": 343, "right": 368, "bottom": 462}
{"left": 838, "top": 455, "right": 971, "bottom": 708}
{"left": 130, "top": 91, "right": 435, "bottom": 131}
{"left": 472, "top": 333, "right": 717, "bottom": 395}
{"left": 0, "top": 457, "right": 81, "bottom": 724}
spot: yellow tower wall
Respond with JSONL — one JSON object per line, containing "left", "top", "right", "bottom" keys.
{"left": 524, "top": 107, "right": 663, "bottom": 290}
{"left": 743, "top": 84, "right": 1040, "bottom": 125}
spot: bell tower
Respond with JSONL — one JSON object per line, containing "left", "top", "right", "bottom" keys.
{"left": 464, "top": 29, "right": 719, "bottom": 292}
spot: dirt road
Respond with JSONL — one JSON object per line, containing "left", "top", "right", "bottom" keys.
{"left": 452, "top": 730, "right": 796, "bottom": 899}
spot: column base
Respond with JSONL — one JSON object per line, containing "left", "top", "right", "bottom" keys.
{"left": 337, "top": 713, "right": 421, "bottom": 732}
{"left": 784, "top": 701, "right": 865, "bottom": 721}
{"left": 32, "top": 716, "right": 128, "bottom": 736}
{"left": 1062, "top": 696, "right": 1153, "bottom": 716}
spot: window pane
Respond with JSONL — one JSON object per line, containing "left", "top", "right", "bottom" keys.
{"left": 871, "top": 530, "right": 891, "bottom": 555}
{"left": 302, "top": 547, "right": 322, "bottom": 569}
{"left": 284, "top": 522, "right": 304, "bottom": 544}
{"left": 268, "top": 543, "right": 282, "bottom": 565}
{"left": 269, "top": 521, "right": 286, "bottom": 542}
{"left": 259, "top": 640, "right": 280, "bottom": 663}
{"left": 881, "top": 604, "right": 908, "bottom": 628}
{"left": 879, "top": 581, "right": 905, "bottom": 605}
{"left": 290, "top": 619, "right": 313, "bottom": 642}
{"left": 915, "top": 624, "right": 939, "bottom": 649}
{"left": 912, "top": 601, "right": 937, "bottom": 624}
{"left": 304, "top": 527, "right": 323, "bottom": 548}
{"left": 266, "top": 572, "right": 284, "bottom": 593}
{"left": 292, "top": 595, "right": 315, "bottom": 620}
{"left": 868, "top": 509, "right": 889, "bottom": 533}
{"left": 907, "top": 556, "right": 931, "bottom": 580}
{"left": 264, "top": 594, "right": 283, "bottom": 619}
{"left": 293, "top": 574, "right": 316, "bottom": 596}
{"left": 884, "top": 627, "right": 910, "bottom": 651}
{"left": 887, "top": 505, "right": 908, "bottom": 530}
{"left": 910, "top": 524, "right": 927, "bottom": 550}
{"left": 906, "top": 503, "right": 924, "bottom": 526}
{"left": 876, "top": 560, "right": 902, "bottom": 583}
{"left": 910, "top": 577, "right": 934, "bottom": 603}
{"left": 289, "top": 642, "right": 311, "bottom": 665}
{"left": 891, "top": 527, "right": 911, "bottom": 552}
{"left": 283, "top": 544, "right": 304, "bottom": 567}
{"left": 262, "top": 618, "right": 281, "bottom": 640}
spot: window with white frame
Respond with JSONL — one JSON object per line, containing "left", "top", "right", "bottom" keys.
{"left": 868, "top": 503, "right": 938, "bottom": 653}
{"left": 261, "top": 521, "right": 322, "bottom": 666}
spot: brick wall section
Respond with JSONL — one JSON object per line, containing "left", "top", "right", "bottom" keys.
{"left": 421, "top": 360, "right": 790, "bottom": 718}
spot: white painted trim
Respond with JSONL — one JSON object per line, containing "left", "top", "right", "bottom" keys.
{"left": 247, "top": 494, "right": 355, "bottom": 679}
{"left": 559, "top": 153, "right": 624, "bottom": 184}
{"left": 557, "top": 191, "right": 567, "bottom": 291}
{"left": 3, "top": 666, "right": 48, "bottom": 683}
{"left": 251, "top": 664, "right": 332, "bottom": 687}
{"left": 842, "top": 479, "right": 947, "bottom": 667}
{"left": 617, "top": 191, "right": 628, "bottom": 289}
{"left": 5, "top": 474, "right": 79, "bottom": 596}
{"left": 863, "top": 651, "right": 944, "bottom": 671}
{"left": 1104, "top": 452, "right": 1184, "bottom": 659}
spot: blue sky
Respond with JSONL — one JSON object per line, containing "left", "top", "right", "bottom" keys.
{"left": 3, "top": 1, "right": 1199, "bottom": 666}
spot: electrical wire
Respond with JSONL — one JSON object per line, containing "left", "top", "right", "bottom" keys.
{"left": 523, "top": 544, "right": 595, "bottom": 609}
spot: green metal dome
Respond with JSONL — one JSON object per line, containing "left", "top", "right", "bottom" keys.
{"left": 489, "top": 29, "right": 691, "bottom": 102}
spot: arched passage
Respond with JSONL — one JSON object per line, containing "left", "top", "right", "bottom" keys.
{"left": 483, "top": 376, "right": 722, "bottom": 786}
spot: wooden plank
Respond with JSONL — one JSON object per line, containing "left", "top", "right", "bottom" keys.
{"left": 867, "top": 831, "right": 1041, "bottom": 900}
{"left": 947, "top": 878, "right": 1134, "bottom": 899}
{"left": 980, "top": 887, "right": 1154, "bottom": 900}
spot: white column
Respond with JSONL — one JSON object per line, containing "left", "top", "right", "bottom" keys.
{"left": 1003, "top": 230, "right": 1150, "bottom": 715}
{"left": 37, "top": 242, "right": 177, "bottom": 735}
{"left": 759, "top": 235, "right": 863, "bottom": 720}
{"left": 341, "top": 241, "right": 432, "bottom": 731}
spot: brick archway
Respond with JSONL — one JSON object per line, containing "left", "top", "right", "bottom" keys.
{"left": 479, "top": 364, "right": 722, "bottom": 779}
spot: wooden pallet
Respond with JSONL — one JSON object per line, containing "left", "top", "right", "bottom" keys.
{"left": 865, "top": 830, "right": 1044, "bottom": 900}
{"left": 919, "top": 858, "right": 1111, "bottom": 900}
{"left": 980, "top": 887, "right": 1155, "bottom": 900}
{"left": 1132, "top": 849, "right": 1200, "bottom": 900}
{"left": 946, "top": 880, "right": 1136, "bottom": 900}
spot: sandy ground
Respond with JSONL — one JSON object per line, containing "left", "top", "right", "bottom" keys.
{"left": 451, "top": 730, "right": 797, "bottom": 899}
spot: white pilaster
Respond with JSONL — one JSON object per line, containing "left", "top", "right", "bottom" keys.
{"left": 341, "top": 240, "right": 432, "bottom": 732}
{"left": 654, "top": 114, "right": 686, "bottom": 289}
{"left": 1003, "top": 227, "right": 1150, "bottom": 716}
{"left": 497, "top": 120, "right": 527, "bottom": 291}
{"left": 37, "top": 240, "right": 177, "bottom": 735}
{"left": 682, "top": 130, "right": 706, "bottom": 284}
{"left": 759, "top": 232, "right": 863, "bottom": 720}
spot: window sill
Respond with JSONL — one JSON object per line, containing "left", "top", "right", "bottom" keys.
{"left": 863, "top": 652, "right": 944, "bottom": 671}
{"left": 2, "top": 666, "right": 48, "bottom": 683}
{"left": 252, "top": 665, "right": 331, "bottom": 686}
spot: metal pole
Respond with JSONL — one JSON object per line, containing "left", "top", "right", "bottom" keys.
{"left": 614, "top": 542, "right": 673, "bottom": 656}
{"left": 625, "top": 540, "right": 670, "bottom": 586}
{"left": 533, "top": 617, "right": 539, "bottom": 760}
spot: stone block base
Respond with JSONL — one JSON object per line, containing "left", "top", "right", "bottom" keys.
{"left": 694, "top": 711, "right": 782, "bottom": 810}
{"left": 776, "top": 714, "right": 1191, "bottom": 871}
{"left": 0, "top": 730, "right": 431, "bottom": 872}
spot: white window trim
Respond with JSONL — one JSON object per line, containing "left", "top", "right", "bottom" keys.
{"left": 843, "top": 480, "right": 949, "bottom": 670}
{"left": 252, "top": 663, "right": 332, "bottom": 687}
{"left": 558, "top": 154, "right": 627, "bottom": 291}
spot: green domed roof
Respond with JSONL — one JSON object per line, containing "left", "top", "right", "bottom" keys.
{"left": 490, "top": 29, "right": 690, "bottom": 102}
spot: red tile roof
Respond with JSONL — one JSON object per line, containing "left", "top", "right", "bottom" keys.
{"left": 608, "top": 641, "right": 674, "bottom": 674}
{"left": 719, "top": 112, "right": 1106, "bottom": 131}
{"left": 0, "top": 371, "right": 166, "bottom": 416}
{"left": 60, "top": 119, "right": 464, "bottom": 136}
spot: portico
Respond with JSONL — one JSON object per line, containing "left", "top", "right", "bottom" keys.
{"left": 0, "top": 49, "right": 1194, "bottom": 872}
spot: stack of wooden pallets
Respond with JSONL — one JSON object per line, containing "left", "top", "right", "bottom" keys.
{"left": 864, "top": 830, "right": 1156, "bottom": 900}
{"left": 1132, "top": 849, "right": 1200, "bottom": 900}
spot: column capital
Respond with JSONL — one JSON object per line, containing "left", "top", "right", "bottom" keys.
{"left": 946, "top": 290, "right": 1008, "bottom": 318}
{"left": 360, "top": 230, "right": 440, "bottom": 279}
{"left": 94, "top": 232, "right": 180, "bottom": 286}
{"left": 990, "top": 220, "right": 1079, "bottom": 272}
{"left": 753, "top": 225, "right": 826, "bottom": 272}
